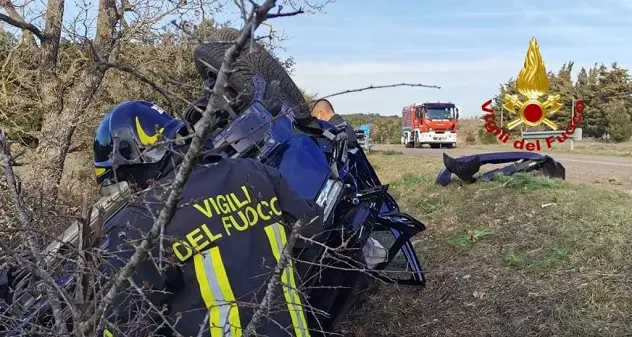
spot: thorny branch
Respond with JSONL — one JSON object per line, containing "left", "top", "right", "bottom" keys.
{"left": 0, "top": 129, "right": 71, "bottom": 335}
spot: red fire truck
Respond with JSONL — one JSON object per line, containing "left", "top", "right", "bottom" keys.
{"left": 401, "top": 101, "right": 460, "bottom": 148}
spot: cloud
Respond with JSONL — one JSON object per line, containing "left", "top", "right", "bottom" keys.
{"left": 295, "top": 55, "right": 519, "bottom": 77}
{"left": 408, "top": 25, "right": 625, "bottom": 42}
{"left": 446, "top": 4, "right": 611, "bottom": 19}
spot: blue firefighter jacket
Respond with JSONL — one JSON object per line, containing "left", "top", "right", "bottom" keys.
{"left": 101, "top": 153, "right": 324, "bottom": 337}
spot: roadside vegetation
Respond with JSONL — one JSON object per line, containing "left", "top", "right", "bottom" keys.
{"left": 344, "top": 153, "right": 632, "bottom": 337}
{"left": 342, "top": 61, "right": 632, "bottom": 156}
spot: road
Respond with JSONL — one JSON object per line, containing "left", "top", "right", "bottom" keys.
{"left": 373, "top": 144, "right": 632, "bottom": 193}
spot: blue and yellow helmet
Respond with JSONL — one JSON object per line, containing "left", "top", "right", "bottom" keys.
{"left": 93, "top": 101, "right": 187, "bottom": 187}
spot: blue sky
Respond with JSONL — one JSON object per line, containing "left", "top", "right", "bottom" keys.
{"left": 219, "top": 0, "right": 632, "bottom": 117}
{"left": 10, "top": 0, "right": 632, "bottom": 117}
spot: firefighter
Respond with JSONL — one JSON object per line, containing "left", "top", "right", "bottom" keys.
{"left": 310, "top": 98, "right": 358, "bottom": 146}
{"left": 94, "top": 100, "right": 324, "bottom": 337}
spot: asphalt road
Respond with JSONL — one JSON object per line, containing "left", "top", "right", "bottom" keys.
{"left": 373, "top": 144, "right": 632, "bottom": 193}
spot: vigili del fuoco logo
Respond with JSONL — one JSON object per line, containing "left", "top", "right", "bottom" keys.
{"left": 481, "top": 37, "right": 585, "bottom": 151}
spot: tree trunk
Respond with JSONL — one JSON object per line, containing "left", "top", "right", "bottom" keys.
{"left": 39, "top": 0, "right": 65, "bottom": 108}
{"left": 33, "top": 0, "right": 118, "bottom": 201}
{"left": 34, "top": 69, "right": 107, "bottom": 199}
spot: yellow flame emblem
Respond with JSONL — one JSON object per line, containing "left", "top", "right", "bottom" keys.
{"left": 135, "top": 117, "right": 164, "bottom": 146}
{"left": 503, "top": 37, "right": 562, "bottom": 130}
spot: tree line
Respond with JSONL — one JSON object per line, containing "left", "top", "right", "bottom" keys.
{"left": 329, "top": 62, "right": 632, "bottom": 145}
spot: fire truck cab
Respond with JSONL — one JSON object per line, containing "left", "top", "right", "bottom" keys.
{"left": 401, "top": 102, "right": 459, "bottom": 149}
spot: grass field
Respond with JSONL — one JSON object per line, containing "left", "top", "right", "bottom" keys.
{"left": 344, "top": 151, "right": 632, "bottom": 337}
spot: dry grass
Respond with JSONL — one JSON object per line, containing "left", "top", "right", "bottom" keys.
{"left": 456, "top": 118, "right": 482, "bottom": 144}
{"left": 344, "top": 152, "right": 632, "bottom": 337}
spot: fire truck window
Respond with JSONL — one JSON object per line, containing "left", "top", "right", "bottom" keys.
{"left": 424, "top": 107, "right": 455, "bottom": 120}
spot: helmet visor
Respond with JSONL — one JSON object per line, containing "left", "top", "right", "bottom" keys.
{"left": 110, "top": 125, "right": 169, "bottom": 166}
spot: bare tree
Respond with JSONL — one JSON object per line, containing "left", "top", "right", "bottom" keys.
{"left": 0, "top": 0, "right": 225, "bottom": 201}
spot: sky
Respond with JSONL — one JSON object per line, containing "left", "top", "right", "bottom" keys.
{"left": 9, "top": 0, "right": 632, "bottom": 117}
{"left": 219, "top": 0, "right": 632, "bottom": 117}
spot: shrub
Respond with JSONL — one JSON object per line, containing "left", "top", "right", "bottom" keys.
{"left": 478, "top": 128, "right": 498, "bottom": 144}
{"left": 465, "top": 131, "right": 476, "bottom": 145}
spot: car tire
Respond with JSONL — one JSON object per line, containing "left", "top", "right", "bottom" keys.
{"left": 193, "top": 28, "right": 314, "bottom": 125}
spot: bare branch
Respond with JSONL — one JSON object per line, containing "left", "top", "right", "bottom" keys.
{"left": 0, "top": 131, "right": 30, "bottom": 225}
{"left": 266, "top": 6, "right": 304, "bottom": 18}
{"left": 0, "top": 0, "right": 44, "bottom": 43}
{"left": 0, "top": 128, "right": 70, "bottom": 334}
{"left": 92, "top": 47, "right": 174, "bottom": 109}
{"left": 243, "top": 216, "right": 317, "bottom": 336}
{"left": 319, "top": 82, "right": 442, "bottom": 100}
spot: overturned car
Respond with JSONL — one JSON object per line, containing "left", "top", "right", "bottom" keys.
{"left": 0, "top": 28, "right": 427, "bottom": 336}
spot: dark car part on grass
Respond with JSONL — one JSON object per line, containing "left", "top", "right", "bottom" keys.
{"left": 1, "top": 72, "right": 426, "bottom": 337}
{"left": 435, "top": 151, "right": 566, "bottom": 186}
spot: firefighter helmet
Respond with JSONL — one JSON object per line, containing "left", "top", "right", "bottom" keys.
{"left": 93, "top": 101, "right": 188, "bottom": 189}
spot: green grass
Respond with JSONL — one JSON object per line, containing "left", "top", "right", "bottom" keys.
{"left": 447, "top": 229, "right": 495, "bottom": 246}
{"left": 492, "top": 172, "right": 566, "bottom": 190}
{"left": 390, "top": 172, "right": 426, "bottom": 187}
{"left": 345, "top": 153, "right": 632, "bottom": 337}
